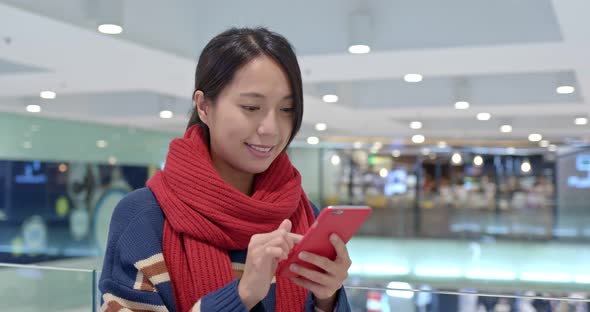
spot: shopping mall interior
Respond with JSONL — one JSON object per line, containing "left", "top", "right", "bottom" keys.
{"left": 1, "top": 0, "right": 589, "bottom": 311}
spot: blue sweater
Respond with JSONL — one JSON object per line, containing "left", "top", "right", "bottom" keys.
{"left": 99, "top": 188, "right": 351, "bottom": 311}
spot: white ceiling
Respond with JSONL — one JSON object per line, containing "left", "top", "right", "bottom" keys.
{"left": 0, "top": 0, "right": 589, "bottom": 147}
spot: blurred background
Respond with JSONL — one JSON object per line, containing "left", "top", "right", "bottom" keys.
{"left": 1, "top": 0, "right": 589, "bottom": 311}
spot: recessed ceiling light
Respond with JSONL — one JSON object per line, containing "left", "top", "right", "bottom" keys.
{"left": 500, "top": 125, "right": 512, "bottom": 133}
{"left": 404, "top": 74, "right": 423, "bottom": 83}
{"left": 556, "top": 85, "right": 575, "bottom": 94}
{"left": 410, "top": 121, "right": 422, "bottom": 129}
{"left": 98, "top": 24, "right": 123, "bottom": 35}
{"left": 315, "top": 123, "right": 328, "bottom": 131}
{"left": 348, "top": 45, "right": 370, "bottom": 54}
{"left": 379, "top": 168, "right": 389, "bottom": 178}
{"left": 539, "top": 140, "right": 550, "bottom": 147}
{"left": 451, "top": 153, "right": 462, "bottom": 165}
{"left": 26, "top": 104, "right": 41, "bottom": 113}
{"left": 575, "top": 117, "right": 588, "bottom": 125}
{"left": 521, "top": 161, "right": 532, "bottom": 173}
{"left": 392, "top": 150, "right": 401, "bottom": 157}
{"left": 322, "top": 94, "right": 338, "bottom": 103}
{"left": 454, "top": 101, "right": 470, "bottom": 110}
{"left": 40, "top": 91, "right": 56, "bottom": 99}
{"left": 330, "top": 154, "right": 341, "bottom": 166}
{"left": 159, "top": 110, "right": 173, "bottom": 119}
{"left": 476, "top": 113, "right": 491, "bottom": 121}
{"left": 548, "top": 144, "right": 558, "bottom": 152}
{"left": 96, "top": 140, "right": 108, "bottom": 148}
{"left": 528, "top": 133, "right": 542, "bottom": 142}
{"left": 307, "top": 136, "right": 319, "bottom": 145}
{"left": 437, "top": 141, "right": 447, "bottom": 148}
{"left": 473, "top": 155, "right": 484, "bottom": 166}
{"left": 412, "top": 134, "right": 425, "bottom": 144}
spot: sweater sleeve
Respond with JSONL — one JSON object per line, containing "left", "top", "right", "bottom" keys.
{"left": 98, "top": 189, "right": 253, "bottom": 312}
{"left": 99, "top": 191, "right": 177, "bottom": 312}
{"left": 305, "top": 288, "right": 352, "bottom": 312}
{"left": 198, "top": 278, "right": 250, "bottom": 311}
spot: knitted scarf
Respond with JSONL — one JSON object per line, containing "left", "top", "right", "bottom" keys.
{"left": 147, "top": 125, "right": 314, "bottom": 312}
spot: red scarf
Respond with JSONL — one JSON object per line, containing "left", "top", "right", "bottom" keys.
{"left": 147, "top": 125, "right": 314, "bottom": 312}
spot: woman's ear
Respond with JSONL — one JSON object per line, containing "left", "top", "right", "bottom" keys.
{"left": 194, "top": 90, "right": 209, "bottom": 125}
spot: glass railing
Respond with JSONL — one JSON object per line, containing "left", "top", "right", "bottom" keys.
{"left": 0, "top": 262, "right": 97, "bottom": 312}
{"left": 1, "top": 260, "right": 588, "bottom": 312}
{"left": 343, "top": 284, "right": 590, "bottom": 312}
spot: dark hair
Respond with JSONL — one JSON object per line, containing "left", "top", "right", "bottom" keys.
{"left": 188, "top": 27, "right": 303, "bottom": 147}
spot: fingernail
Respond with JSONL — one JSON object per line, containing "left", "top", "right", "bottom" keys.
{"left": 330, "top": 234, "right": 338, "bottom": 242}
{"left": 290, "top": 264, "right": 298, "bottom": 272}
{"left": 298, "top": 252, "right": 308, "bottom": 260}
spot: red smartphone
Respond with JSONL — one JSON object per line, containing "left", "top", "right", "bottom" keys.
{"left": 276, "top": 205, "right": 372, "bottom": 279}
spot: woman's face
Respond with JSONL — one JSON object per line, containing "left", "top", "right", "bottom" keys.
{"left": 197, "top": 56, "right": 295, "bottom": 178}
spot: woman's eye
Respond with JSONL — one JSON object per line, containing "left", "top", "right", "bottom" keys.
{"left": 241, "top": 106, "right": 259, "bottom": 111}
{"left": 281, "top": 107, "right": 295, "bottom": 113}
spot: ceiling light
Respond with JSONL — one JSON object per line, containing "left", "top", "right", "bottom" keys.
{"left": 473, "top": 155, "right": 484, "bottom": 166}
{"left": 404, "top": 74, "right": 423, "bottom": 83}
{"left": 411, "top": 134, "right": 425, "bottom": 144}
{"left": 159, "top": 110, "right": 173, "bottom": 119}
{"left": 451, "top": 153, "right": 463, "bottom": 165}
{"left": 500, "top": 125, "right": 512, "bottom": 133}
{"left": 521, "top": 160, "right": 532, "bottom": 174}
{"left": 307, "top": 136, "right": 319, "bottom": 145}
{"left": 575, "top": 117, "right": 588, "bottom": 125}
{"left": 315, "top": 123, "right": 328, "bottom": 131}
{"left": 410, "top": 121, "right": 422, "bottom": 129}
{"left": 437, "top": 141, "right": 448, "bottom": 148}
{"left": 40, "top": 91, "right": 56, "bottom": 99}
{"left": 348, "top": 45, "right": 370, "bottom": 54}
{"left": 539, "top": 140, "right": 550, "bottom": 147}
{"left": 96, "top": 140, "right": 108, "bottom": 148}
{"left": 379, "top": 168, "right": 389, "bottom": 178}
{"left": 330, "top": 154, "right": 341, "bottom": 166}
{"left": 322, "top": 94, "right": 338, "bottom": 103}
{"left": 26, "top": 104, "right": 41, "bottom": 113}
{"left": 98, "top": 24, "right": 123, "bottom": 35}
{"left": 556, "top": 85, "right": 575, "bottom": 94}
{"left": 476, "top": 113, "right": 491, "bottom": 121}
{"left": 528, "top": 133, "right": 542, "bottom": 142}
{"left": 548, "top": 144, "right": 558, "bottom": 152}
{"left": 392, "top": 150, "right": 401, "bottom": 157}
{"left": 454, "top": 101, "right": 470, "bottom": 110}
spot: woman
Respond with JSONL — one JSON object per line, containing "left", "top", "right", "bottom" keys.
{"left": 99, "top": 27, "right": 352, "bottom": 311}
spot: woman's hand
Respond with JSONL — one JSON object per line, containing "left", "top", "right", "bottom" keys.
{"left": 288, "top": 234, "right": 351, "bottom": 310}
{"left": 238, "top": 219, "right": 302, "bottom": 309}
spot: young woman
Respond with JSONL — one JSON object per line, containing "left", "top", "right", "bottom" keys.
{"left": 99, "top": 27, "right": 352, "bottom": 312}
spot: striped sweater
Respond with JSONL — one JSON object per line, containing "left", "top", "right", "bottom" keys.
{"left": 99, "top": 188, "right": 351, "bottom": 312}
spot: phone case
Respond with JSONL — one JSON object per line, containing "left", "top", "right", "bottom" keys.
{"left": 276, "top": 205, "right": 372, "bottom": 279}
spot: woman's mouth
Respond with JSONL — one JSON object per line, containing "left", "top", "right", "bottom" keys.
{"left": 245, "top": 143, "right": 274, "bottom": 158}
